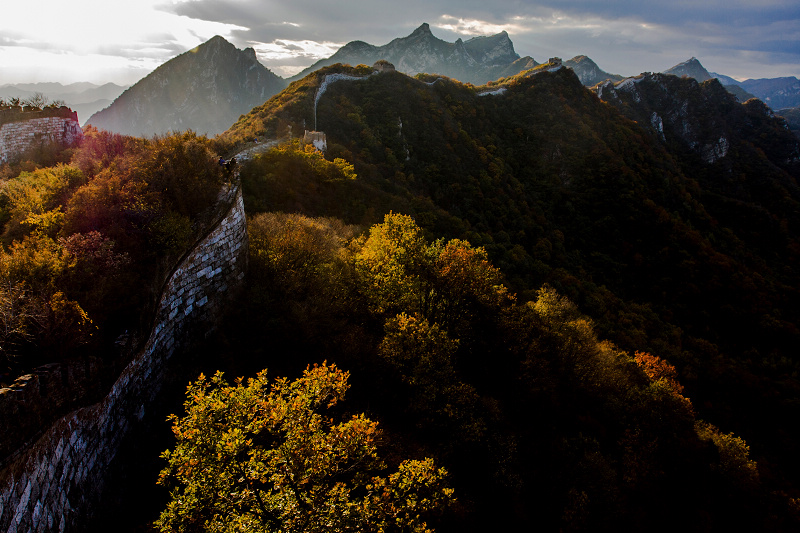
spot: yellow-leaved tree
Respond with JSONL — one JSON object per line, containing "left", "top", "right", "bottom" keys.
{"left": 156, "top": 362, "right": 454, "bottom": 533}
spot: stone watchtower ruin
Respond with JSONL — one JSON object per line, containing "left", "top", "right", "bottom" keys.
{"left": 0, "top": 106, "right": 83, "bottom": 163}
{"left": 303, "top": 130, "right": 327, "bottom": 152}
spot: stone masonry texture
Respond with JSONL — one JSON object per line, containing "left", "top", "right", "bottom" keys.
{"left": 0, "top": 109, "right": 83, "bottom": 163}
{"left": 0, "top": 185, "right": 247, "bottom": 533}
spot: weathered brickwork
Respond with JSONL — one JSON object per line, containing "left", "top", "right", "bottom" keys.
{"left": 0, "top": 186, "right": 247, "bottom": 533}
{"left": 0, "top": 110, "right": 83, "bottom": 163}
{"left": 0, "top": 359, "right": 110, "bottom": 469}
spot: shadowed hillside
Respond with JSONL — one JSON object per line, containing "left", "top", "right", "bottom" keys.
{"left": 214, "top": 63, "right": 800, "bottom": 530}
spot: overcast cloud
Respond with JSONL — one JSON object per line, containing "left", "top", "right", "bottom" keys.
{"left": 1, "top": 0, "right": 798, "bottom": 85}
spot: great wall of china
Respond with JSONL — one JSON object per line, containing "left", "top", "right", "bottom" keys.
{"left": 0, "top": 107, "right": 83, "bottom": 163}
{"left": 0, "top": 174, "right": 248, "bottom": 533}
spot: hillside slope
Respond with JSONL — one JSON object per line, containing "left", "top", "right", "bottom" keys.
{"left": 223, "top": 65, "right": 800, "bottom": 521}
{"left": 87, "top": 36, "right": 286, "bottom": 136}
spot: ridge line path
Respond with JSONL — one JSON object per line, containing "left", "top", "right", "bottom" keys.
{"left": 233, "top": 138, "right": 282, "bottom": 163}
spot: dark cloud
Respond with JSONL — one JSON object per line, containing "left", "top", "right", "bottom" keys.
{"left": 157, "top": 0, "right": 799, "bottom": 79}
{"left": 529, "top": 0, "right": 800, "bottom": 27}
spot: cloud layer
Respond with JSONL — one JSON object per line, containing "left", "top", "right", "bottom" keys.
{"left": 1, "top": 0, "right": 798, "bottom": 84}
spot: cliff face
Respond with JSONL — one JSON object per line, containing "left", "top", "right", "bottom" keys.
{"left": 290, "top": 23, "right": 535, "bottom": 85}
{"left": 596, "top": 73, "right": 800, "bottom": 168}
{"left": 87, "top": 36, "right": 286, "bottom": 137}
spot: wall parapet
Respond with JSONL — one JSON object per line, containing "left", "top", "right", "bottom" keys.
{"left": 0, "top": 107, "right": 77, "bottom": 128}
{"left": 0, "top": 109, "right": 83, "bottom": 163}
{"left": 0, "top": 184, "right": 248, "bottom": 533}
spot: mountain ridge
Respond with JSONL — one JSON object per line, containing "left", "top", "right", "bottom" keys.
{"left": 288, "top": 23, "right": 533, "bottom": 85}
{"left": 663, "top": 57, "right": 758, "bottom": 102}
{"left": 564, "top": 55, "right": 624, "bottom": 86}
{"left": 86, "top": 35, "right": 286, "bottom": 136}
{"left": 0, "top": 82, "right": 129, "bottom": 125}
{"left": 222, "top": 65, "right": 800, "bottom": 529}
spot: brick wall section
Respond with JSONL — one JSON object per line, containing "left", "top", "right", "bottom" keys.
{"left": 0, "top": 359, "right": 111, "bottom": 470}
{"left": 0, "top": 185, "right": 248, "bottom": 533}
{"left": 0, "top": 110, "right": 83, "bottom": 163}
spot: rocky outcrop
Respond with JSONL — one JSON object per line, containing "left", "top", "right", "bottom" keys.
{"left": 595, "top": 73, "right": 800, "bottom": 169}
{"left": 565, "top": 55, "right": 623, "bottom": 86}
{"left": 0, "top": 183, "right": 247, "bottom": 533}
{"left": 663, "top": 57, "right": 714, "bottom": 82}
{"left": 87, "top": 36, "right": 286, "bottom": 137}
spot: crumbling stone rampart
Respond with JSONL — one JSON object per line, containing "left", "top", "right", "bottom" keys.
{"left": 0, "top": 185, "right": 247, "bottom": 533}
{"left": 0, "top": 108, "right": 83, "bottom": 163}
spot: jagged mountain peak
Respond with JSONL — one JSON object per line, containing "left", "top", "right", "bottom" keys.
{"left": 87, "top": 35, "right": 286, "bottom": 136}
{"left": 563, "top": 55, "right": 623, "bottom": 86}
{"left": 289, "top": 23, "right": 527, "bottom": 85}
{"left": 204, "top": 34, "right": 229, "bottom": 46}
{"left": 410, "top": 22, "right": 433, "bottom": 36}
{"left": 463, "top": 31, "right": 519, "bottom": 66}
{"left": 664, "top": 57, "right": 713, "bottom": 81}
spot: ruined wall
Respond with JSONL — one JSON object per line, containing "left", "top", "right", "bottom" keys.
{"left": 0, "top": 186, "right": 248, "bottom": 533}
{"left": 303, "top": 130, "right": 327, "bottom": 152}
{"left": 0, "top": 359, "right": 113, "bottom": 470}
{"left": 0, "top": 109, "right": 83, "bottom": 163}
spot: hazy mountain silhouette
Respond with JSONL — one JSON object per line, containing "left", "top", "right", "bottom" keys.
{"left": 288, "top": 23, "right": 536, "bottom": 85}
{"left": 87, "top": 36, "right": 286, "bottom": 136}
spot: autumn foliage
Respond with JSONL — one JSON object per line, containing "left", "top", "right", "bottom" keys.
{"left": 156, "top": 363, "right": 454, "bottom": 533}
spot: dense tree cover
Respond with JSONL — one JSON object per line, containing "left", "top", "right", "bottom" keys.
{"left": 203, "top": 211, "right": 797, "bottom": 531}
{"left": 222, "top": 64, "right": 800, "bottom": 516}
{"left": 157, "top": 362, "right": 454, "bottom": 533}
{"left": 778, "top": 106, "right": 800, "bottom": 138}
{"left": 0, "top": 129, "right": 228, "bottom": 376}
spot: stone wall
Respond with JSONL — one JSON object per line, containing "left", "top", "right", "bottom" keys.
{"left": 0, "top": 109, "right": 83, "bottom": 163}
{"left": 0, "top": 358, "right": 113, "bottom": 470}
{"left": 0, "top": 185, "right": 248, "bottom": 533}
{"left": 303, "top": 130, "right": 327, "bottom": 152}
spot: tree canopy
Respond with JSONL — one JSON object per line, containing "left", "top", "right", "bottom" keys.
{"left": 156, "top": 362, "right": 454, "bottom": 533}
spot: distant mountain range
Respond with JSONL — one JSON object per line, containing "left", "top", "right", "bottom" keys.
{"left": 660, "top": 57, "right": 800, "bottom": 110}
{"left": 289, "top": 23, "right": 536, "bottom": 86}
{"left": 78, "top": 27, "right": 633, "bottom": 136}
{"left": 662, "top": 57, "right": 756, "bottom": 102}
{"left": 0, "top": 82, "right": 128, "bottom": 125}
{"left": 86, "top": 36, "right": 286, "bottom": 137}
{"left": 730, "top": 77, "right": 800, "bottom": 110}
{"left": 14, "top": 25, "right": 788, "bottom": 138}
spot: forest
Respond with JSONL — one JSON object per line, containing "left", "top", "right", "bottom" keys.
{"left": 2, "top": 61, "right": 800, "bottom": 531}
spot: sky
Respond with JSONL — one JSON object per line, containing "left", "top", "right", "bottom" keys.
{"left": 1, "top": 0, "right": 799, "bottom": 87}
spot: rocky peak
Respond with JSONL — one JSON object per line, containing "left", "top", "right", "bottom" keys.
{"left": 563, "top": 55, "right": 623, "bottom": 86}
{"left": 664, "top": 57, "right": 713, "bottom": 82}
{"left": 86, "top": 35, "right": 286, "bottom": 136}
{"left": 289, "top": 23, "right": 531, "bottom": 85}
{"left": 410, "top": 23, "right": 433, "bottom": 37}
{"left": 463, "top": 30, "right": 519, "bottom": 66}
{"left": 243, "top": 47, "right": 258, "bottom": 61}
